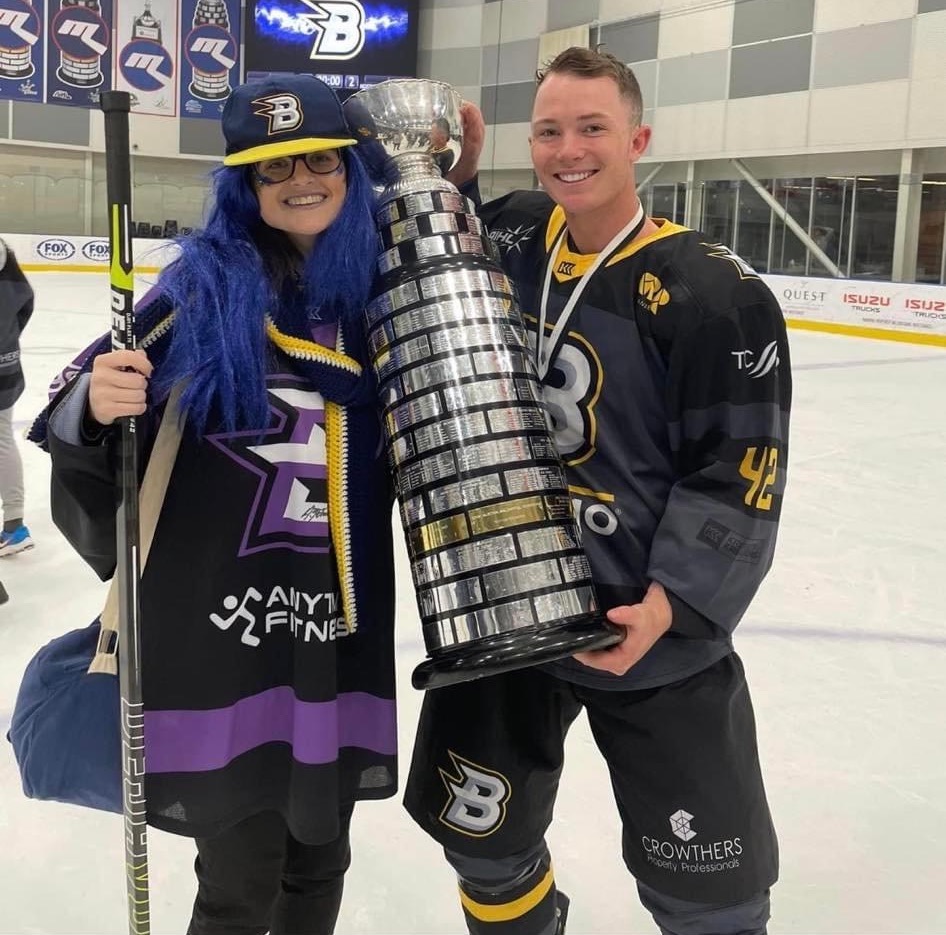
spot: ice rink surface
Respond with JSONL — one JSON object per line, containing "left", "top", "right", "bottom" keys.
{"left": 1, "top": 272, "right": 944, "bottom": 934}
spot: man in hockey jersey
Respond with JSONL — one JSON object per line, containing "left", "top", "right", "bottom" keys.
{"left": 404, "top": 47, "right": 790, "bottom": 935}
{"left": 30, "top": 75, "right": 397, "bottom": 935}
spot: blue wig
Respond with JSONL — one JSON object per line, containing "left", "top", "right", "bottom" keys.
{"left": 151, "top": 148, "right": 378, "bottom": 433}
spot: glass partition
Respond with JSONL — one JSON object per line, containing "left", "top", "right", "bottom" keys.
{"left": 811, "top": 176, "right": 850, "bottom": 275}
{"left": 735, "top": 178, "right": 772, "bottom": 273}
{"left": 770, "top": 177, "right": 812, "bottom": 274}
{"left": 0, "top": 145, "right": 216, "bottom": 237}
{"left": 648, "top": 183, "right": 686, "bottom": 223}
{"left": 916, "top": 173, "right": 946, "bottom": 285}
{"left": 693, "top": 173, "right": 903, "bottom": 280}
{"left": 849, "top": 176, "right": 897, "bottom": 280}
{"left": 701, "top": 179, "right": 737, "bottom": 247}
{"left": 0, "top": 146, "right": 90, "bottom": 234}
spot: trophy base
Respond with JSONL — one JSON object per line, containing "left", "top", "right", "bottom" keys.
{"left": 412, "top": 614, "right": 625, "bottom": 690}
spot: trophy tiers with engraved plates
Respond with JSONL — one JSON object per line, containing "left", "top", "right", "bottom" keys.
{"left": 344, "top": 79, "right": 623, "bottom": 690}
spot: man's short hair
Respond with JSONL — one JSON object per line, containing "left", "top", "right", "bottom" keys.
{"left": 536, "top": 46, "right": 643, "bottom": 126}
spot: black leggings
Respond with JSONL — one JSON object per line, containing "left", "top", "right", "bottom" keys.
{"left": 187, "top": 806, "right": 354, "bottom": 935}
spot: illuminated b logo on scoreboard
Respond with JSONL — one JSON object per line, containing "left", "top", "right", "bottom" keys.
{"left": 301, "top": 0, "right": 365, "bottom": 60}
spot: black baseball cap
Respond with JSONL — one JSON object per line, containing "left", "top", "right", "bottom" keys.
{"left": 222, "top": 74, "right": 357, "bottom": 166}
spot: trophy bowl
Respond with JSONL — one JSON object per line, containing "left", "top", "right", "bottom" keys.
{"left": 343, "top": 78, "right": 462, "bottom": 184}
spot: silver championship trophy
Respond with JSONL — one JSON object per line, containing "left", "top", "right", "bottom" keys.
{"left": 343, "top": 80, "right": 623, "bottom": 689}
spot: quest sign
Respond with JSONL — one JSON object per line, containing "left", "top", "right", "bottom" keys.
{"left": 764, "top": 274, "right": 946, "bottom": 339}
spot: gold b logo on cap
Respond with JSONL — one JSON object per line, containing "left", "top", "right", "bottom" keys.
{"left": 253, "top": 93, "right": 304, "bottom": 135}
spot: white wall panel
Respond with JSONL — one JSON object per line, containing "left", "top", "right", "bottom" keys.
{"left": 656, "top": 2, "right": 734, "bottom": 57}
{"left": 481, "top": 1, "right": 501, "bottom": 44}
{"left": 724, "top": 91, "right": 810, "bottom": 154}
{"left": 538, "top": 26, "right": 590, "bottom": 66}
{"left": 488, "top": 122, "right": 533, "bottom": 169}
{"left": 648, "top": 100, "right": 726, "bottom": 158}
{"left": 129, "top": 115, "right": 180, "bottom": 158}
{"left": 496, "top": 0, "right": 550, "bottom": 43}
{"left": 809, "top": 82, "right": 909, "bottom": 147}
{"left": 814, "top": 0, "right": 915, "bottom": 33}
{"left": 426, "top": 5, "right": 484, "bottom": 51}
{"left": 906, "top": 77, "right": 946, "bottom": 140}
{"left": 912, "top": 10, "right": 946, "bottom": 80}
{"left": 598, "top": 0, "right": 662, "bottom": 19}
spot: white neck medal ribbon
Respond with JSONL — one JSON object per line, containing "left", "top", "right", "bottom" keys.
{"left": 535, "top": 202, "right": 646, "bottom": 381}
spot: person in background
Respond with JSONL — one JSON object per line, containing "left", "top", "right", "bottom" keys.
{"left": 28, "top": 75, "right": 397, "bottom": 935}
{"left": 404, "top": 47, "right": 791, "bottom": 935}
{"left": 0, "top": 238, "right": 35, "bottom": 559}
{"left": 428, "top": 116, "right": 455, "bottom": 178}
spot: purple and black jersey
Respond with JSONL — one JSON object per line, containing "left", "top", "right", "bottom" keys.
{"left": 39, "top": 298, "right": 397, "bottom": 844}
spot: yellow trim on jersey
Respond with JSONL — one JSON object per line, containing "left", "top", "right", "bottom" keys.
{"left": 609, "top": 219, "right": 689, "bottom": 266}
{"left": 545, "top": 204, "right": 567, "bottom": 252}
{"left": 265, "top": 318, "right": 362, "bottom": 375}
{"left": 459, "top": 868, "right": 555, "bottom": 923}
{"left": 568, "top": 484, "right": 615, "bottom": 503}
{"left": 324, "top": 400, "right": 357, "bottom": 634}
{"left": 544, "top": 205, "right": 689, "bottom": 282}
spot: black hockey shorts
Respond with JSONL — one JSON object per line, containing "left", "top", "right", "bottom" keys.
{"left": 404, "top": 652, "right": 778, "bottom": 904}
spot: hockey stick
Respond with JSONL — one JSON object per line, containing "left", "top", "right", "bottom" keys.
{"left": 100, "top": 90, "right": 151, "bottom": 935}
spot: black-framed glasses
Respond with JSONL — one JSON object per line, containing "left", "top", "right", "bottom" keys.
{"left": 253, "top": 149, "right": 343, "bottom": 184}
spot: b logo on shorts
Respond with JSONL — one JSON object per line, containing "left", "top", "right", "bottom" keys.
{"left": 438, "top": 751, "right": 511, "bottom": 837}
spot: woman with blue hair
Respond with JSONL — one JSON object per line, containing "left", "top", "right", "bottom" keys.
{"left": 33, "top": 75, "right": 395, "bottom": 935}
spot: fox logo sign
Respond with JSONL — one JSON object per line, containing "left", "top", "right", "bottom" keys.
{"left": 301, "top": 0, "right": 365, "bottom": 60}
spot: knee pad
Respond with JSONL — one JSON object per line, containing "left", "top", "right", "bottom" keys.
{"left": 446, "top": 844, "right": 567, "bottom": 935}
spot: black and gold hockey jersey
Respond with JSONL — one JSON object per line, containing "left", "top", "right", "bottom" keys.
{"left": 480, "top": 191, "right": 792, "bottom": 690}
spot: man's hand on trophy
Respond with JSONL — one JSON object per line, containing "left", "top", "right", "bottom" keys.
{"left": 573, "top": 580, "right": 672, "bottom": 676}
{"left": 446, "top": 100, "right": 486, "bottom": 189}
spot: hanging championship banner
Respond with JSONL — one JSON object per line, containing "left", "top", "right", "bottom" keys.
{"left": 0, "top": 0, "right": 45, "bottom": 103}
{"left": 115, "top": 0, "right": 176, "bottom": 115}
{"left": 46, "top": 0, "right": 112, "bottom": 107}
{"left": 179, "top": 0, "right": 239, "bottom": 119}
